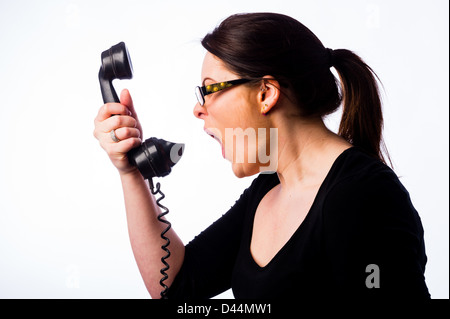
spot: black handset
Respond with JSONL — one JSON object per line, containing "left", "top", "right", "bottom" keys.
{"left": 98, "top": 42, "right": 183, "bottom": 298}
{"left": 98, "top": 42, "right": 184, "bottom": 179}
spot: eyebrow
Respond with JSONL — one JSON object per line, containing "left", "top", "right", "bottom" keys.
{"left": 202, "top": 77, "right": 215, "bottom": 86}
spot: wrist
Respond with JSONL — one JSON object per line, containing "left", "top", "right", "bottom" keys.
{"left": 119, "top": 167, "right": 143, "bottom": 180}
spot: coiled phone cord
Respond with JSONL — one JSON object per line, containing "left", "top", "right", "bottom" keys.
{"left": 149, "top": 179, "right": 171, "bottom": 299}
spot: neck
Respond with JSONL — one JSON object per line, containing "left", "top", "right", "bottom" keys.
{"left": 274, "top": 116, "right": 350, "bottom": 191}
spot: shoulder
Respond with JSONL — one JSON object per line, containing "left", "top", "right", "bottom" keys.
{"left": 321, "top": 147, "right": 423, "bottom": 234}
{"left": 324, "top": 147, "right": 407, "bottom": 199}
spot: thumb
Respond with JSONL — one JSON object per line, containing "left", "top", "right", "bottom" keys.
{"left": 120, "top": 88, "right": 143, "bottom": 135}
{"left": 120, "top": 88, "right": 140, "bottom": 120}
{"left": 120, "top": 88, "right": 134, "bottom": 112}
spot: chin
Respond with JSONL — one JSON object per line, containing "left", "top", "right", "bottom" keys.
{"left": 231, "top": 162, "right": 260, "bottom": 179}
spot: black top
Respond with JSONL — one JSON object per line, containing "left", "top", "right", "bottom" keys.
{"left": 167, "top": 147, "right": 430, "bottom": 299}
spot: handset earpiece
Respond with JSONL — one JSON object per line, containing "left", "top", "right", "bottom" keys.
{"left": 99, "top": 42, "right": 133, "bottom": 103}
{"left": 98, "top": 42, "right": 184, "bottom": 179}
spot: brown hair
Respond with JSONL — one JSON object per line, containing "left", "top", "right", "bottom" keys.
{"left": 202, "top": 12, "right": 390, "bottom": 165}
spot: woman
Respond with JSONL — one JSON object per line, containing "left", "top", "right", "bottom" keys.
{"left": 93, "top": 13, "right": 430, "bottom": 299}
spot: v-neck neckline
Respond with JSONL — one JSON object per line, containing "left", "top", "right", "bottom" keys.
{"left": 247, "top": 147, "right": 355, "bottom": 269}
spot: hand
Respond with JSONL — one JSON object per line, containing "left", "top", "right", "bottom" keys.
{"left": 94, "top": 89, "right": 143, "bottom": 175}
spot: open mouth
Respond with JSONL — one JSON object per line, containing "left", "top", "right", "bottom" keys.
{"left": 204, "top": 128, "right": 225, "bottom": 158}
{"left": 204, "top": 128, "right": 222, "bottom": 144}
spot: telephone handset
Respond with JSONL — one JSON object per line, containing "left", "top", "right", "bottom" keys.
{"left": 98, "top": 42, "right": 183, "bottom": 298}
{"left": 98, "top": 42, "right": 184, "bottom": 179}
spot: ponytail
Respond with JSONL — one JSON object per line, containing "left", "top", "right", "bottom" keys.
{"left": 332, "top": 49, "right": 391, "bottom": 166}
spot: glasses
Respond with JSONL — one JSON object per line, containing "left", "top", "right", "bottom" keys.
{"left": 195, "top": 79, "right": 252, "bottom": 106}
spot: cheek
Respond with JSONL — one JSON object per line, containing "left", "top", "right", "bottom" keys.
{"left": 212, "top": 100, "right": 251, "bottom": 141}
{"left": 211, "top": 90, "right": 261, "bottom": 161}
{"left": 219, "top": 89, "right": 255, "bottom": 125}
{"left": 209, "top": 99, "right": 242, "bottom": 129}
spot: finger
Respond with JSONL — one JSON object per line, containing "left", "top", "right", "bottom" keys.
{"left": 109, "top": 137, "right": 142, "bottom": 154}
{"left": 96, "top": 103, "right": 131, "bottom": 122}
{"left": 113, "top": 127, "right": 141, "bottom": 141}
{"left": 101, "top": 115, "right": 137, "bottom": 133}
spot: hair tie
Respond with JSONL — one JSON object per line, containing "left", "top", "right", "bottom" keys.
{"left": 326, "top": 48, "right": 335, "bottom": 68}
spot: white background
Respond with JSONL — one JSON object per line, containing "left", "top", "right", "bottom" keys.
{"left": 0, "top": 0, "right": 448, "bottom": 299}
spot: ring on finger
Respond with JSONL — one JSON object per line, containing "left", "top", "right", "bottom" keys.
{"left": 110, "top": 129, "right": 121, "bottom": 143}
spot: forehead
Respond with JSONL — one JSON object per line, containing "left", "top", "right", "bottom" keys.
{"left": 201, "top": 52, "right": 237, "bottom": 82}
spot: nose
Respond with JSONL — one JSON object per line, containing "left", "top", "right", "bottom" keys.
{"left": 193, "top": 102, "right": 207, "bottom": 119}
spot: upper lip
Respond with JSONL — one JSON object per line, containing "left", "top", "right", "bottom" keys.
{"left": 204, "top": 128, "right": 222, "bottom": 144}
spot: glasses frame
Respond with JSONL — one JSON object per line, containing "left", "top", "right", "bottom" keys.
{"left": 195, "top": 78, "right": 252, "bottom": 106}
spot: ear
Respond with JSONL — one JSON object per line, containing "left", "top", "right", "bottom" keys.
{"left": 258, "top": 77, "right": 280, "bottom": 115}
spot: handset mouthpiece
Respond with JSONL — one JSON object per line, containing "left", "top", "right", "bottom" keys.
{"left": 128, "top": 138, "right": 185, "bottom": 180}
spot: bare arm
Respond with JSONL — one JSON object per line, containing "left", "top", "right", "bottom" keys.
{"left": 120, "top": 169, "right": 185, "bottom": 298}
{"left": 93, "top": 89, "right": 185, "bottom": 298}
